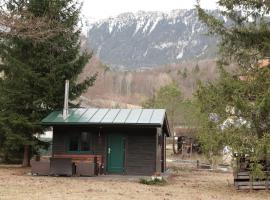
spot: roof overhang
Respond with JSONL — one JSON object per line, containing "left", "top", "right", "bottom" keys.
{"left": 163, "top": 112, "right": 171, "bottom": 137}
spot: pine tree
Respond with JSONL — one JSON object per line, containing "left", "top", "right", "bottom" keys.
{"left": 0, "top": 0, "right": 96, "bottom": 165}
{"left": 193, "top": 63, "right": 200, "bottom": 74}
{"left": 196, "top": 1, "right": 270, "bottom": 170}
{"left": 182, "top": 67, "right": 188, "bottom": 79}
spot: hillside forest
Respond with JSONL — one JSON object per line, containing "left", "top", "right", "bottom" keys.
{"left": 79, "top": 56, "right": 221, "bottom": 107}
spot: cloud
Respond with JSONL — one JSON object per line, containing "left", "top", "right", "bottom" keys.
{"left": 81, "top": 0, "right": 218, "bottom": 21}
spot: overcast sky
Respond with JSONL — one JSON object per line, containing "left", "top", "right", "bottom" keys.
{"left": 81, "top": 0, "right": 219, "bottom": 21}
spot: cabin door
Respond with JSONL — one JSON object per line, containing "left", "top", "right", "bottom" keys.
{"left": 107, "top": 134, "right": 125, "bottom": 173}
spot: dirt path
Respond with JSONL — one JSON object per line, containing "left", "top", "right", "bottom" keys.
{"left": 0, "top": 166, "right": 269, "bottom": 200}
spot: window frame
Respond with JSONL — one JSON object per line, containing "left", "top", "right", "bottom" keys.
{"left": 66, "top": 131, "right": 93, "bottom": 154}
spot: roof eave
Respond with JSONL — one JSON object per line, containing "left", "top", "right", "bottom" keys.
{"left": 41, "top": 122, "right": 163, "bottom": 127}
{"left": 163, "top": 112, "right": 171, "bottom": 137}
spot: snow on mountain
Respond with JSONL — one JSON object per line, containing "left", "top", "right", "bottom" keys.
{"left": 86, "top": 9, "right": 225, "bottom": 68}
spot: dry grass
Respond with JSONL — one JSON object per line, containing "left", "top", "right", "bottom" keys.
{"left": 0, "top": 166, "right": 269, "bottom": 200}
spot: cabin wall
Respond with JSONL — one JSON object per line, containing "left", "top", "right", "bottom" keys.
{"left": 52, "top": 126, "right": 161, "bottom": 175}
{"left": 102, "top": 127, "right": 158, "bottom": 175}
{"left": 52, "top": 127, "right": 66, "bottom": 155}
{"left": 156, "top": 128, "right": 162, "bottom": 174}
{"left": 162, "top": 132, "right": 166, "bottom": 172}
{"left": 125, "top": 130, "right": 157, "bottom": 175}
{"left": 52, "top": 126, "right": 106, "bottom": 156}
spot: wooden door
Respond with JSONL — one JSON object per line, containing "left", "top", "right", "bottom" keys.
{"left": 107, "top": 134, "right": 125, "bottom": 173}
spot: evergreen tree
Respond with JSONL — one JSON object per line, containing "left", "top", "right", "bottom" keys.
{"left": 143, "top": 82, "right": 183, "bottom": 154}
{"left": 196, "top": 1, "right": 270, "bottom": 171}
{"left": 0, "top": 0, "right": 96, "bottom": 165}
{"left": 182, "top": 67, "right": 188, "bottom": 79}
{"left": 193, "top": 63, "right": 200, "bottom": 74}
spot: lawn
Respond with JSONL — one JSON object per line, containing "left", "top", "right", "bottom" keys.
{"left": 0, "top": 165, "right": 269, "bottom": 200}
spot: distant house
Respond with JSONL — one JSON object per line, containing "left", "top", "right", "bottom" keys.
{"left": 40, "top": 108, "right": 171, "bottom": 176}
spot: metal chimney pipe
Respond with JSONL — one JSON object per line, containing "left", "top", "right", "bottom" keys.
{"left": 63, "top": 80, "right": 69, "bottom": 119}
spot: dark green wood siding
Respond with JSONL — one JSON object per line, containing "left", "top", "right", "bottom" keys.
{"left": 52, "top": 126, "right": 163, "bottom": 175}
{"left": 126, "top": 132, "right": 157, "bottom": 175}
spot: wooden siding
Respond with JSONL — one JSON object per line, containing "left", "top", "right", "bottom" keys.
{"left": 52, "top": 126, "right": 161, "bottom": 175}
{"left": 162, "top": 133, "right": 166, "bottom": 172}
{"left": 126, "top": 131, "right": 157, "bottom": 175}
{"left": 53, "top": 126, "right": 105, "bottom": 155}
{"left": 52, "top": 128, "right": 66, "bottom": 155}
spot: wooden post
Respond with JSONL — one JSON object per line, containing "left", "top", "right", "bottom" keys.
{"left": 94, "top": 156, "right": 98, "bottom": 175}
{"left": 172, "top": 131, "right": 177, "bottom": 154}
{"left": 190, "top": 143, "right": 193, "bottom": 157}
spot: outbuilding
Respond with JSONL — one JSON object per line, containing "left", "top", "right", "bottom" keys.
{"left": 40, "top": 108, "right": 171, "bottom": 176}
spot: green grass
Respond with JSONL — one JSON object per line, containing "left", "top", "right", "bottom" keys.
{"left": 139, "top": 177, "right": 167, "bottom": 186}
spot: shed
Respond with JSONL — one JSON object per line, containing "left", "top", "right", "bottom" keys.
{"left": 41, "top": 108, "right": 171, "bottom": 175}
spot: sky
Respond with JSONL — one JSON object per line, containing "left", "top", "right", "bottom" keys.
{"left": 81, "top": 0, "right": 219, "bottom": 22}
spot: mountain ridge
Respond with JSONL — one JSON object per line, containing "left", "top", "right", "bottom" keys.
{"left": 86, "top": 9, "right": 224, "bottom": 69}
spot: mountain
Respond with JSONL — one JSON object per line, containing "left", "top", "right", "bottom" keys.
{"left": 86, "top": 9, "right": 225, "bottom": 69}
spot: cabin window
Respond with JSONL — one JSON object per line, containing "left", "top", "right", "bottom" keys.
{"left": 68, "top": 132, "right": 91, "bottom": 152}
{"left": 69, "top": 135, "right": 79, "bottom": 151}
{"left": 80, "top": 132, "right": 91, "bottom": 151}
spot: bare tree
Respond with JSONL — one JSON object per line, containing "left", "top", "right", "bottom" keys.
{"left": 0, "top": 0, "right": 69, "bottom": 41}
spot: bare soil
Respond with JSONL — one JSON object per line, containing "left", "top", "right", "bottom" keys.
{"left": 0, "top": 166, "right": 269, "bottom": 200}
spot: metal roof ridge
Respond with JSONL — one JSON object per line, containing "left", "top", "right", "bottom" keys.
{"left": 149, "top": 109, "right": 157, "bottom": 124}
{"left": 87, "top": 108, "right": 99, "bottom": 122}
{"left": 111, "top": 108, "right": 121, "bottom": 123}
{"left": 99, "top": 108, "right": 111, "bottom": 123}
{"left": 123, "top": 109, "right": 132, "bottom": 124}
{"left": 147, "top": 109, "right": 155, "bottom": 124}
{"left": 135, "top": 109, "right": 144, "bottom": 124}
{"left": 149, "top": 109, "right": 166, "bottom": 125}
{"left": 76, "top": 108, "right": 89, "bottom": 122}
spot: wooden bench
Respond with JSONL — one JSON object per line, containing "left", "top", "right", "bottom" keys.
{"left": 50, "top": 157, "right": 73, "bottom": 176}
{"left": 53, "top": 154, "right": 104, "bottom": 175}
{"left": 53, "top": 154, "right": 102, "bottom": 163}
{"left": 76, "top": 162, "right": 95, "bottom": 176}
{"left": 30, "top": 159, "right": 50, "bottom": 176}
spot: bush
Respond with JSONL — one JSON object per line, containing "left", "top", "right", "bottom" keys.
{"left": 139, "top": 177, "right": 167, "bottom": 186}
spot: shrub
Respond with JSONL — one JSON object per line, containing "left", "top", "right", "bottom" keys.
{"left": 139, "top": 177, "right": 167, "bottom": 186}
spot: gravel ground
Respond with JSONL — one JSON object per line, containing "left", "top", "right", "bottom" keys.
{"left": 0, "top": 166, "right": 269, "bottom": 200}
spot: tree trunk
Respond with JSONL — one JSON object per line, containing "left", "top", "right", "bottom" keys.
{"left": 22, "top": 145, "right": 30, "bottom": 167}
{"left": 3, "top": 153, "right": 8, "bottom": 163}
{"left": 172, "top": 130, "right": 177, "bottom": 154}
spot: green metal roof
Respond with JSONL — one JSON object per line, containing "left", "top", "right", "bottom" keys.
{"left": 41, "top": 108, "right": 171, "bottom": 136}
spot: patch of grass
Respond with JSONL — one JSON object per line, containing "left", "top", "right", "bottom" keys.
{"left": 139, "top": 177, "right": 167, "bottom": 186}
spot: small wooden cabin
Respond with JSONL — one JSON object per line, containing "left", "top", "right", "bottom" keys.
{"left": 41, "top": 108, "right": 171, "bottom": 176}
